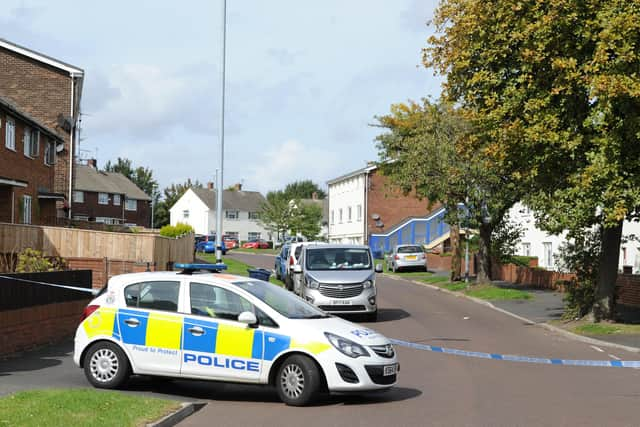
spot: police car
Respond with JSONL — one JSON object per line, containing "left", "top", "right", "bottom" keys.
{"left": 73, "top": 264, "right": 399, "bottom": 406}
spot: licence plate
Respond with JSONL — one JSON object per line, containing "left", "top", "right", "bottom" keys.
{"left": 331, "top": 300, "right": 352, "bottom": 305}
{"left": 383, "top": 364, "right": 397, "bottom": 376}
{"left": 405, "top": 255, "right": 417, "bottom": 260}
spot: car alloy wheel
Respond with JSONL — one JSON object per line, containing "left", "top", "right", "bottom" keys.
{"left": 275, "top": 355, "right": 323, "bottom": 406}
{"left": 90, "top": 348, "right": 119, "bottom": 383}
{"left": 280, "top": 364, "right": 305, "bottom": 399}
{"left": 83, "top": 341, "right": 130, "bottom": 389}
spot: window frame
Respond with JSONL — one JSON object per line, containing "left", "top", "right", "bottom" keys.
{"left": 23, "top": 127, "right": 39, "bottom": 158}
{"left": 225, "top": 210, "right": 239, "bottom": 220}
{"left": 98, "top": 192, "right": 109, "bottom": 205}
{"left": 5, "top": 116, "right": 15, "bottom": 151}
{"left": 248, "top": 232, "right": 261, "bottom": 241}
{"left": 44, "top": 139, "right": 55, "bottom": 166}
{"left": 113, "top": 194, "right": 121, "bottom": 206}
{"left": 125, "top": 198, "right": 137, "bottom": 211}
{"left": 248, "top": 211, "right": 259, "bottom": 220}
{"left": 22, "top": 195, "right": 32, "bottom": 224}
{"left": 123, "top": 280, "right": 181, "bottom": 312}
{"left": 73, "top": 191, "right": 85, "bottom": 203}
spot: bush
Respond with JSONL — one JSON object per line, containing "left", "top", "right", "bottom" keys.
{"left": 160, "top": 222, "right": 194, "bottom": 238}
{"left": 15, "top": 248, "right": 67, "bottom": 273}
{"left": 508, "top": 255, "right": 537, "bottom": 267}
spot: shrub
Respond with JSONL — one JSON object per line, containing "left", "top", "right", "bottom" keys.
{"left": 16, "top": 248, "right": 53, "bottom": 273}
{"left": 508, "top": 255, "right": 537, "bottom": 267}
{"left": 160, "top": 222, "right": 194, "bottom": 238}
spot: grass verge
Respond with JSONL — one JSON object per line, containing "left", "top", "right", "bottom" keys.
{"left": 385, "top": 269, "right": 434, "bottom": 279}
{"left": 549, "top": 320, "right": 640, "bottom": 336}
{"left": 422, "top": 280, "right": 532, "bottom": 301}
{"left": 198, "top": 253, "right": 281, "bottom": 285}
{"left": 0, "top": 389, "right": 180, "bottom": 427}
{"left": 231, "top": 247, "right": 279, "bottom": 255}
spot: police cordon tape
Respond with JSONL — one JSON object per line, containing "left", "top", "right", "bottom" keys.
{"left": 389, "top": 338, "right": 640, "bottom": 368}
{"left": 0, "top": 275, "right": 98, "bottom": 295}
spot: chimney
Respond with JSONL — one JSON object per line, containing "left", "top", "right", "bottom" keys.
{"left": 234, "top": 183, "right": 242, "bottom": 191}
{"left": 207, "top": 182, "right": 214, "bottom": 191}
{"left": 312, "top": 191, "right": 318, "bottom": 200}
{"left": 87, "top": 158, "right": 97, "bottom": 169}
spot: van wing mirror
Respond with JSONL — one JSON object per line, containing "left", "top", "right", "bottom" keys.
{"left": 375, "top": 263, "right": 383, "bottom": 273}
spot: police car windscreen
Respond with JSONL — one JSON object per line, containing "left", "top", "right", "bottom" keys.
{"left": 234, "top": 280, "right": 328, "bottom": 319}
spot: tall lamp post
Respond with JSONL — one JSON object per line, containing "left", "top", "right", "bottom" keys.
{"left": 215, "top": 0, "right": 227, "bottom": 263}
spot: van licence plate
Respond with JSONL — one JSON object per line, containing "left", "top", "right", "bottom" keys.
{"left": 383, "top": 364, "right": 397, "bottom": 376}
{"left": 331, "top": 300, "right": 352, "bottom": 305}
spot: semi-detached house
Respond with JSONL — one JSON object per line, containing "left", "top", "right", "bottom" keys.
{"left": 169, "top": 184, "right": 269, "bottom": 241}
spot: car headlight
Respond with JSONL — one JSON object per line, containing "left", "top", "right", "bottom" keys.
{"left": 305, "top": 275, "right": 319, "bottom": 289}
{"left": 324, "top": 332, "right": 370, "bottom": 358}
{"left": 362, "top": 280, "right": 373, "bottom": 289}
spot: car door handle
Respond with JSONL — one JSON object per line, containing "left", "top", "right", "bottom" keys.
{"left": 124, "top": 318, "right": 139, "bottom": 327}
{"left": 188, "top": 327, "right": 205, "bottom": 336}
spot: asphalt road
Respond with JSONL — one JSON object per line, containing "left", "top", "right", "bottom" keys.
{"left": 2, "top": 251, "right": 639, "bottom": 426}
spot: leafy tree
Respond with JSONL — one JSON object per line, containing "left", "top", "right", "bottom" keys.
{"left": 425, "top": 0, "right": 640, "bottom": 320}
{"left": 258, "top": 191, "right": 292, "bottom": 241}
{"left": 290, "top": 201, "right": 323, "bottom": 240}
{"left": 104, "top": 158, "right": 158, "bottom": 199}
{"left": 375, "top": 100, "right": 521, "bottom": 283}
{"left": 163, "top": 179, "right": 203, "bottom": 210}
{"left": 283, "top": 180, "right": 326, "bottom": 200}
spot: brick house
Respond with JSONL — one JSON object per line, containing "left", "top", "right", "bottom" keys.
{"left": 0, "top": 38, "right": 84, "bottom": 218}
{"left": 0, "top": 96, "right": 66, "bottom": 224}
{"left": 72, "top": 162, "right": 152, "bottom": 227}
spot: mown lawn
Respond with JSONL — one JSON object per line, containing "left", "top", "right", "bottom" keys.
{"left": 422, "top": 279, "right": 532, "bottom": 301}
{"left": 0, "top": 389, "right": 180, "bottom": 427}
{"left": 198, "top": 253, "right": 282, "bottom": 285}
{"left": 231, "top": 247, "right": 279, "bottom": 255}
{"left": 556, "top": 321, "right": 640, "bottom": 336}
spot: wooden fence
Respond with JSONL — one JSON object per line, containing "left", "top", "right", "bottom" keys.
{"left": 0, "top": 222, "right": 194, "bottom": 269}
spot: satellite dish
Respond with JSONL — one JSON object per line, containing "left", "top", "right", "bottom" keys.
{"left": 375, "top": 220, "right": 384, "bottom": 228}
{"left": 371, "top": 213, "right": 380, "bottom": 220}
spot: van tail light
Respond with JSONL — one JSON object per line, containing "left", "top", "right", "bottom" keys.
{"left": 80, "top": 304, "right": 100, "bottom": 322}
{"left": 289, "top": 256, "right": 295, "bottom": 266}
{"left": 394, "top": 255, "right": 400, "bottom": 260}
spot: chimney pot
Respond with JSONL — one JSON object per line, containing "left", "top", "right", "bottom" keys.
{"left": 234, "top": 183, "right": 242, "bottom": 191}
{"left": 207, "top": 182, "right": 214, "bottom": 190}
{"left": 88, "top": 158, "right": 97, "bottom": 168}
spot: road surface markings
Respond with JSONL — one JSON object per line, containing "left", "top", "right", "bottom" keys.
{"left": 390, "top": 338, "right": 640, "bottom": 368}
{"left": 590, "top": 345, "right": 604, "bottom": 353}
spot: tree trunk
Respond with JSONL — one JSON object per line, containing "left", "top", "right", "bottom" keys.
{"left": 476, "top": 223, "right": 493, "bottom": 284}
{"left": 450, "top": 224, "right": 462, "bottom": 281}
{"left": 591, "top": 221, "right": 623, "bottom": 322}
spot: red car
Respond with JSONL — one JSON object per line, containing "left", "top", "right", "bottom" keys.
{"left": 223, "top": 236, "right": 239, "bottom": 249}
{"left": 242, "top": 239, "right": 270, "bottom": 249}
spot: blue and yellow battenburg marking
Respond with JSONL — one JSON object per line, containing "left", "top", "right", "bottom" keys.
{"left": 83, "top": 308, "right": 331, "bottom": 362}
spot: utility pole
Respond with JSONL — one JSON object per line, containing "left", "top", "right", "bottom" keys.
{"left": 215, "top": 0, "right": 227, "bottom": 263}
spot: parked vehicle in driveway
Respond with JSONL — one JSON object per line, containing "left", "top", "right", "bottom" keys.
{"left": 386, "top": 244, "right": 426, "bottom": 273}
{"left": 223, "top": 235, "right": 239, "bottom": 249}
{"left": 275, "top": 243, "right": 291, "bottom": 286}
{"left": 195, "top": 235, "right": 227, "bottom": 255}
{"left": 74, "top": 263, "right": 398, "bottom": 406}
{"left": 293, "top": 244, "right": 383, "bottom": 322}
{"left": 242, "top": 239, "right": 270, "bottom": 249}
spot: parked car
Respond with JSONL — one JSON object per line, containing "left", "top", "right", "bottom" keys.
{"left": 293, "top": 244, "right": 383, "bottom": 322}
{"left": 386, "top": 244, "right": 426, "bottom": 272}
{"left": 288, "top": 241, "right": 327, "bottom": 293}
{"left": 242, "top": 239, "right": 270, "bottom": 249}
{"left": 223, "top": 235, "right": 239, "bottom": 250}
{"left": 275, "top": 243, "right": 291, "bottom": 286}
{"left": 74, "top": 263, "right": 399, "bottom": 406}
{"left": 195, "top": 235, "right": 227, "bottom": 255}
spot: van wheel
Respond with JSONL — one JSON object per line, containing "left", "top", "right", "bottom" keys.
{"left": 276, "top": 355, "right": 322, "bottom": 406}
{"left": 83, "top": 341, "right": 130, "bottom": 389}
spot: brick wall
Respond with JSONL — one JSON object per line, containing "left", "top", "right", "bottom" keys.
{"left": 616, "top": 274, "right": 640, "bottom": 307}
{"left": 367, "top": 169, "right": 439, "bottom": 235}
{"left": 67, "top": 257, "right": 158, "bottom": 289}
{"left": 0, "top": 300, "right": 88, "bottom": 357}
{"left": 0, "top": 47, "right": 74, "bottom": 201}
{"left": 426, "top": 253, "right": 476, "bottom": 275}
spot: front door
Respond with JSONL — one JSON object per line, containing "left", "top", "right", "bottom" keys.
{"left": 181, "top": 282, "right": 263, "bottom": 382}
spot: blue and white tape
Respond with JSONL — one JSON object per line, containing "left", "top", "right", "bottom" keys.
{"left": 389, "top": 338, "right": 640, "bottom": 368}
{"left": 0, "top": 275, "right": 98, "bottom": 295}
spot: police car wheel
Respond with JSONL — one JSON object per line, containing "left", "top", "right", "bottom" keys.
{"left": 276, "top": 355, "right": 322, "bottom": 406}
{"left": 84, "top": 341, "right": 130, "bottom": 389}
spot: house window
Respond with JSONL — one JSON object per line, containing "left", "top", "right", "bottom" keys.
{"left": 73, "top": 215, "right": 89, "bottom": 221}
{"left": 225, "top": 210, "right": 239, "bottom": 220}
{"left": 226, "top": 231, "right": 239, "bottom": 240}
{"left": 248, "top": 232, "right": 261, "bottom": 240}
{"left": 44, "top": 139, "right": 55, "bottom": 165}
{"left": 339, "top": 208, "right": 343, "bottom": 223}
{"left": 125, "top": 198, "right": 137, "bottom": 211}
{"left": 22, "top": 195, "right": 32, "bottom": 224}
{"left": 331, "top": 210, "right": 334, "bottom": 225}
{"left": 98, "top": 192, "right": 109, "bottom": 205}
{"left": 183, "top": 209, "right": 189, "bottom": 219}
{"left": 248, "top": 211, "right": 259, "bottom": 220}
{"left": 357, "top": 205, "right": 362, "bottom": 221}
{"left": 73, "top": 191, "right": 84, "bottom": 203}
{"left": 543, "top": 242, "right": 553, "bottom": 268}
{"left": 522, "top": 242, "right": 531, "bottom": 257}
{"left": 347, "top": 206, "right": 352, "bottom": 222}
{"left": 113, "top": 194, "right": 121, "bottom": 206}
{"left": 5, "top": 117, "right": 15, "bottom": 150}
{"left": 23, "top": 127, "right": 39, "bottom": 158}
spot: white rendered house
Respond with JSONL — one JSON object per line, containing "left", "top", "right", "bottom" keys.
{"left": 169, "top": 185, "right": 270, "bottom": 241}
{"left": 327, "top": 166, "right": 373, "bottom": 244}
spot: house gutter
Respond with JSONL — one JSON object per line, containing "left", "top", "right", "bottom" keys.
{"left": 68, "top": 77, "right": 74, "bottom": 219}
{"left": 364, "top": 171, "right": 369, "bottom": 244}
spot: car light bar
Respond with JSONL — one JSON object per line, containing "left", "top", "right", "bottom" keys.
{"left": 175, "top": 263, "right": 228, "bottom": 274}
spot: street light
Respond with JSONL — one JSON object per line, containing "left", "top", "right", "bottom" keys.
{"left": 215, "top": 0, "right": 227, "bottom": 263}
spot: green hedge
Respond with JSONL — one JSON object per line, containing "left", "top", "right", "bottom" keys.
{"left": 159, "top": 222, "right": 194, "bottom": 238}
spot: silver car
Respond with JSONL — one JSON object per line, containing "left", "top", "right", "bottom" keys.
{"left": 293, "top": 244, "right": 382, "bottom": 322}
{"left": 387, "top": 244, "right": 427, "bottom": 272}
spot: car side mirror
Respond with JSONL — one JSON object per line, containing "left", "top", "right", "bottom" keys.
{"left": 375, "top": 264, "right": 383, "bottom": 273}
{"left": 238, "top": 311, "right": 258, "bottom": 327}
{"left": 293, "top": 265, "right": 302, "bottom": 274}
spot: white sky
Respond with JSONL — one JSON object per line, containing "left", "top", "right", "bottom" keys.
{"left": 1, "top": 0, "right": 442, "bottom": 194}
